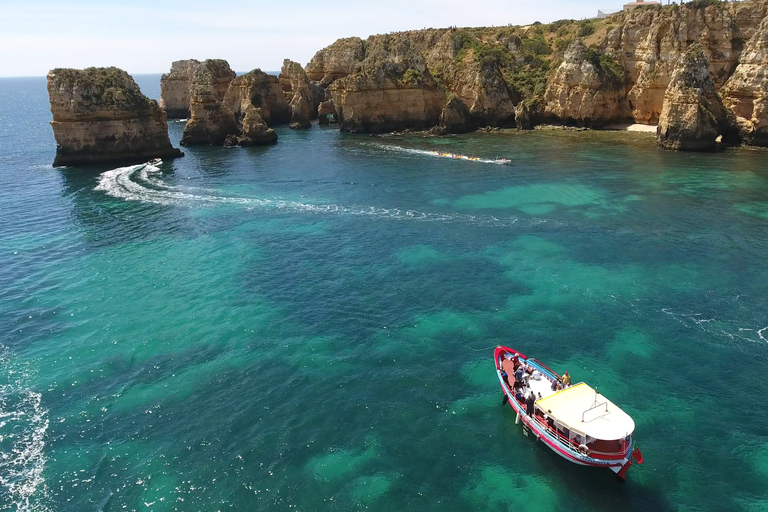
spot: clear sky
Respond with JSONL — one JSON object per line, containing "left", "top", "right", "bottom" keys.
{"left": 0, "top": 0, "right": 625, "bottom": 77}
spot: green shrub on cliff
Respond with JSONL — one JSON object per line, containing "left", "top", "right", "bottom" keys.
{"left": 584, "top": 47, "right": 626, "bottom": 90}
{"left": 688, "top": 0, "right": 722, "bottom": 7}
{"left": 577, "top": 21, "right": 595, "bottom": 37}
{"left": 400, "top": 68, "right": 423, "bottom": 85}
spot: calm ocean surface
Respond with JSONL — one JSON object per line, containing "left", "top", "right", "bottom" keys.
{"left": 1, "top": 75, "right": 768, "bottom": 511}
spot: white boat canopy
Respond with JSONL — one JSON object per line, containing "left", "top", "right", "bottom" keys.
{"left": 535, "top": 382, "right": 635, "bottom": 441}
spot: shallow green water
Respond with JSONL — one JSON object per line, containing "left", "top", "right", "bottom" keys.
{"left": 2, "top": 76, "right": 768, "bottom": 511}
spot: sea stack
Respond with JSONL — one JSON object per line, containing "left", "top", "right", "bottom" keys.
{"left": 47, "top": 67, "right": 183, "bottom": 167}
{"left": 160, "top": 59, "right": 235, "bottom": 119}
{"left": 656, "top": 44, "right": 734, "bottom": 151}
{"left": 720, "top": 15, "right": 768, "bottom": 147}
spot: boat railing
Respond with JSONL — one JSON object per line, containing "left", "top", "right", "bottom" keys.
{"left": 525, "top": 358, "right": 560, "bottom": 382}
{"left": 531, "top": 416, "right": 631, "bottom": 459}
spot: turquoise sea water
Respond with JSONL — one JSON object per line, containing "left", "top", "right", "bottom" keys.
{"left": 2, "top": 75, "right": 768, "bottom": 511}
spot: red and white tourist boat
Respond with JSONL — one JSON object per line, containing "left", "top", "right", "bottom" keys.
{"left": 494, "top": 346, "right": 643, "bottom": 480}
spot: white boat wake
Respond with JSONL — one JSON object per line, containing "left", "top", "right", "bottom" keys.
{"left": 366, "top": 143, "right": 512, "bottom": 165}
{"left": 95, "top": 161, "right": 539, "bottom": 229}
{"left": 0, "top": 347, "right": 50, "bottom": 512}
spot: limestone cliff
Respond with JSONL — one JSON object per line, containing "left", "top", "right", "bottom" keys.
{"left": 600, "top": 0, "right": 768, "bottom": 124}
{"left": 657, "top": 44, "right": 733, "bottom": 151}
{"left": 47, "top": 67, "right": 182, "bottom": 167}
{"left": 305, "top": 37, "right": 366, "bottom": 84}
{"left": 222, "top": 70, "right": 290, "bottom": 126}
{"left": 279, "top": 59, "right": 317, "bottom": 129}
{"left": 324, "top": 29, "right": 524, "bottom": 133}
{"left": 160, "top": 59, "right": 235, "bottom": 119}
{"left": 223, "top": 106, "right": 278, "bottom": 147}
{"left": 305, "top": 0, "right": 768, "bottom": 135}
{"left": 329, "top": 33, "right": 446, "bottom": 133}
{"left": 180, "top": 65, "right": 240, "bottom": 145}
{"left": 720, "top": 15, "right": 768, "bottom": 147}
{"left": 543, "top": 40, "right": 626, "bottom": 126}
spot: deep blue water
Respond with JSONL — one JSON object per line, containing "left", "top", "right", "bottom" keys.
{"left": 1, "top": 75, "right": 768, "bottom": 511}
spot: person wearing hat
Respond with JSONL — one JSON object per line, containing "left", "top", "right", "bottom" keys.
{"left": 562, "top": 371, "right": 571, "bottom": 387}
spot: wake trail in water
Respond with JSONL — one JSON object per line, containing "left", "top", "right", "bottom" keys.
{"left": 365, "top": 143, "right": 512, "bottom": 165}
{"left": 96, "top": 162, "right": 549, "bottom": 229}
{"left": 0, "top": 347, "right": 50, "bottom": 512}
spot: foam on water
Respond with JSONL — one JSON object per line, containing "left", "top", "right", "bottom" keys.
{"left": 0, "top": 347, "right": 49, "bottom": 512}
{"left": 95, "top": 161, "right": 540, "bottom": 229}
{"left": 366, "top": 142, "right": 513, "bottom": 165}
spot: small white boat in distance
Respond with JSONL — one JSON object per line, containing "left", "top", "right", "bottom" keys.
{"left": 494, "top": 346, "right": 643, "bottom": 480}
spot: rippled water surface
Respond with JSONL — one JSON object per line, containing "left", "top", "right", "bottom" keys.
{"left": 2, "top": 76, "right": 768, "bottom": 511}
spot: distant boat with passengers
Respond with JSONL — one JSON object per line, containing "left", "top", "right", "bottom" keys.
{"left": 494, "top": 346, "right": 643, "bottom": 480}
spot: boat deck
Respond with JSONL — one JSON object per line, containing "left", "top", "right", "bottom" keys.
{"left": 500, "top": 357, "right": 560, "bottom": 404}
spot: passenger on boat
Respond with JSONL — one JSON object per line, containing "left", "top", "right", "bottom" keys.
{"left": 514, "top": 366, "right": 524, "bottom": 383}
{"left": 550, "top": 378, "right": 562, "bottom": 391}
{"left": 501, "top": 369, "right": 511, "bottom": 388}
{"left": 562, "top": 371, "right": 571, "bottom": 386}
{"left": 525, "top": 392, "right": 536, "bottom": 416}
{"left": 514, "top": 388, "right": 523, "bottom": 402}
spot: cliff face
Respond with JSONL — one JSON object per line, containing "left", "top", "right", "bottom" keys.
{"left": 222, "top": 70, "right": 290, "bottom": 126}
{"left": 279, "top": 59, "right": 319, "bottom": 129}
{"left": 657, "top": 44, "right": 733, "bottom": 151}
{"left": 305, "top": 37, "right": 366, "bottom": 85}
{"left": 160, "top": 59, "right": 235, "bottom": 119}
{"left": 328, "top": 32, "right": 447, "bottom": 133}
{"left": 600, "top": 1, "right": 768, "bottom": 124}
{"left": 303, "top": 0, "right": 768, "bottom": 137}
{"left": 180, "top": 66, "right": 240, "bottom": 146}
{"left": 543, "top": 40, "right": 626, "bottom": 126}
{"left": 720, "top": 15, "right": 768, "bottom": 146}
{"left": 47, "top": 67, "right": 182, "bottom": 166}
{"left": 319, "top": 29, "right": 528, "bottom": 133}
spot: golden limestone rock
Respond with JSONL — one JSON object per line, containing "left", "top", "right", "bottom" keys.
{"left": 543, "top": 40, "right": 626, "bottom": 127}
{"left": 720, "top": 15, "right": 768, "bottom": 147}
{"left": 47, "top": 67, "right": 182, "bottom": 166}
{"left": 656, "top": 44, "right": 735, "bottom": 151}
{"left": 160, "top": 59, "right": 235, "bottom": 119}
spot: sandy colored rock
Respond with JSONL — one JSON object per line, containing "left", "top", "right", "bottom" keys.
{"left": 424, "top": 29, "right": 516, "bottom": 128}
{"left": 223, "top": 70, "right": 291, "bottom": 126}
{"left": 180, "top": 66, "right": 240, "bottom": 146}
{"left": 305, "top": 37, "right": 366, "bottom": 84}
{"left": 160, "top": 59, "right": 235, "bottom": 119}
{"left": 720, "top": 15, "right": 768, "bottom": 146}
{"left": 224, "top": 106, "right": 278, "bottom": 146}
{"left": 47, "top": 67, "right": 183, "bottom": 166}
{"left": 317, "top": 100, "right": 337, "bottom": 125}
{"left": 600, "top": 1, "right": 768, "bottom": 124}
{"left": 657, "top": 44, "right": 733, "bottom": 151}
{"left": 543, "top": 41, "right": 626, "bottom": 127}
{"left": 439, "top": 97, "right": 471, "bottom": 133}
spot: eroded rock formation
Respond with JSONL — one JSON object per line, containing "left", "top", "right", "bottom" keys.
{"left": 223, "top": 106, "right": 278, "bottom": 147}
{"left": 304, "top": 0, "right": 768, "bottom": 136}
{"left": 223, "top": 70, "right": 290, "bottom": 126}
{"left": 657, "top": 44, "right": 733, "bottom": 151}
{"left": 47, "top": 67, "right": 182, "bottom": 166}
{"left": 600, "top": 1, "right": 768, "bottom": 124}
{"left": 329, "top": 38, "right": 446, "bottom": 133}
{"left": 180, "top": 65, "right": 240, "bottom": 145}
{"left": 305, "top": 37, "right": 366, "bottom": 84}
{"left": 543, "top": 40, "right": 626, "bottom": 126}
{"left": 280, "top": 59, "right": 316, "bottom": 129}
{"left": 160, "top": 59, "right": 235, "bottom": 119}
{"left": 720, "top": 15, "right": 768, "bottom": 146}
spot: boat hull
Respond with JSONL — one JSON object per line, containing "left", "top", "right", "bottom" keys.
{"left": 494, "top": 346, "right": 640, "bottom": 479}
